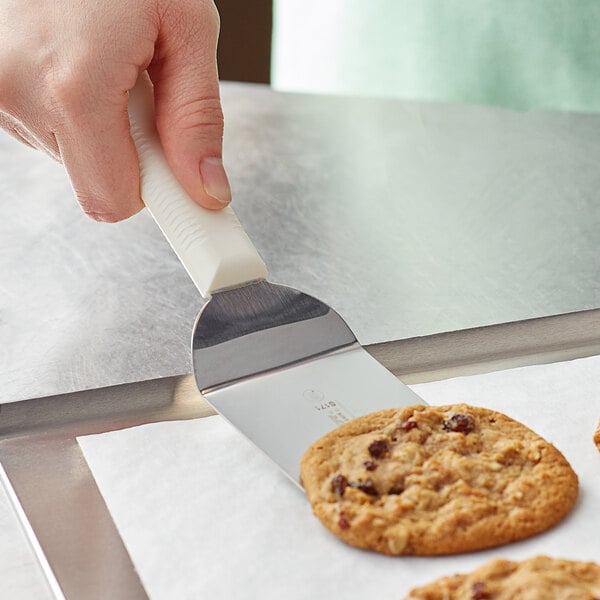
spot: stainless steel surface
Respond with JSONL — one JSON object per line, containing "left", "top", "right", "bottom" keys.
{"left": 371, "top": 309, "right": 600, "bottom": 383}
{"left": 206, "top": 347, "right": 424, "bottom": 483}
{"left": 193, "top": 281, "right": 356, "bottom": 391}
{"left": 3, "top": 83, "right": 600, "bottom": 403}
{"left": 1, "top": 439, "right": 137, "bottom": 600}
{"left": 0, "top": 464, "right": 64, "bottom": 599}
{"left": 0, "top": 376, "right": 215, "bottom": 600}
{"left": 193, "top": 279, "right": 423, "bottom": 481}
{"left": 0, "top": 466, "right": 56, "bottom": 600}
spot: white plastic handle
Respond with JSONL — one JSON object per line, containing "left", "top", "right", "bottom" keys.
{"left": 127, "top": 74, "right": 268, "bottom": 298}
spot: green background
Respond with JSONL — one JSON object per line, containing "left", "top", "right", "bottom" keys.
{"left": 272, "top": 0, "right": 600, "bottom": 112}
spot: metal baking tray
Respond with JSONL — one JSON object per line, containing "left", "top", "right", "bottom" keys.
{"left": 2, "top": 308, "right": 600, "bottom": 598}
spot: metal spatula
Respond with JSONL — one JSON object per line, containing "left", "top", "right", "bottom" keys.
{"left": 128, "top": 76, "right": 425, "bottom": 485}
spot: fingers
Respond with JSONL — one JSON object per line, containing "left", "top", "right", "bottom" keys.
{"left": 149, "top": 0, "right": 231, "bottom": 210}
{"left": 53, "top": 88, "right": 143, "bottom": 222}
{"left": 0, "top": 0, "right": 228, "bottom": 221}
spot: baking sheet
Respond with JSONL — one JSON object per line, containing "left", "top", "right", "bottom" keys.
{"left": 0, "top": 467, "right": 54, "bottom": 599}
{"left": 78, "top": 356, "right": 600, "bottom": 599}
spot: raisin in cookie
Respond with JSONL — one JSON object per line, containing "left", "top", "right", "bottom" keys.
{"left": 300, "top": 404, "right": 578, "bottom": 555}
{"left": 404, "top": 555, "right": 600, "bottom": 599}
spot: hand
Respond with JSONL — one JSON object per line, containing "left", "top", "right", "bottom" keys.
{"left": 0, "top": 0, "right": 231, "bottom": 221}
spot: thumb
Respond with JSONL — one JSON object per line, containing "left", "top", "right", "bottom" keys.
{"left": 149, "top": 0, "right": 230, "bottom": 210}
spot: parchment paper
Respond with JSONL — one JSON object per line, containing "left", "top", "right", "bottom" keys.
{"left": 79, "top": 356, "right": 600, "bottom": 599}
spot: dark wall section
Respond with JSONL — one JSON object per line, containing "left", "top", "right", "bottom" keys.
{"left": 214, "top": 0, "right": 272, "bottom": 84}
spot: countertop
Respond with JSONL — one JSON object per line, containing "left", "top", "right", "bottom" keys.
{"left": 2, "top": 83, "right": 600, "bottom": 403}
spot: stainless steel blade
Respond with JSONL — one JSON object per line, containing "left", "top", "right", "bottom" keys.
{"left": 192, "top": 281, "right": 426, "bottom": 484}
{"left": 204, "top": 346, "right": 424, "bottom": 484}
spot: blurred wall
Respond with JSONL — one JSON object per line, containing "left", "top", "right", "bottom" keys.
{"left": 215, "top": 0, "right": 272, "bottom": 84}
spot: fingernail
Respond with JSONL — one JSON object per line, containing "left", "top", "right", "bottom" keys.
{"left": 200, "top": 157, "right": 232, "bottom": 205}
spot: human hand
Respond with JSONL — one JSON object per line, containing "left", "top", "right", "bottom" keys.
{"left": 0, "top": 0, "right": 230, "bottom": 221}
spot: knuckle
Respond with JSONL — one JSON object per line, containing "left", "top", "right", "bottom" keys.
{"left": 163, "top": 0, "right": 220, "bottom": 38}
{"left": 49, "top": 71, "right": 81, "bottom": 106}
{"left": 46, "top": 57, "right": 95, "bottom": 121}
{"left": 172, "top": 95, "right": 224, "bottom": 132}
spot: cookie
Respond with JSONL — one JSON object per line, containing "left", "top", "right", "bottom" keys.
{"left": 595, "top": 418, "right": 600, "bottom": 452}
{"left": 404, "top": 555, "right": 600, "bottom": 599}
{"left": 300, "top": 404, "right": 578, "bottom": 555}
